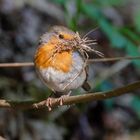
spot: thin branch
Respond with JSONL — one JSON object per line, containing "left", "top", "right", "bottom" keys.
{"left": 0, "top": 56, "right": 139, "bottom": 68}
{"left": 0, "top": 62, "right": 34, "bottom": 67}
{"left": 88, "top": 56, "right": 140, "bottom": 62}
{"left": 0, "top": 81, "right": 140, "bottom": 110}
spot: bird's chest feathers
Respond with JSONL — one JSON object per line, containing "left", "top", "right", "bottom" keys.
{"left": 35, "top": 44, "right": 73, "bottom": 73}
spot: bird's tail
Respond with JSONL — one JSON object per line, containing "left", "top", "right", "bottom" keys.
{"left": 82, "top": 81, "right": 91, "bottom": 91}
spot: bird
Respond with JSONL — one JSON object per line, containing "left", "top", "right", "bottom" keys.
{"left": 34, "top": 26, "right": 101, "bottom": 111}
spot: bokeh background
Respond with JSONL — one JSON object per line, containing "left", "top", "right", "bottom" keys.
{"left": 0, "top": 0, "right": 140, "bottom": 140}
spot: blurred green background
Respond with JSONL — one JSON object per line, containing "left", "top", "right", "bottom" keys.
{"left": 0, "top": 0, "right": 140, "bottom": 139}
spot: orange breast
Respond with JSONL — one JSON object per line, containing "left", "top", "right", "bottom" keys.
{"left": 34, "top": 42, "right": 73, "bottom": 73}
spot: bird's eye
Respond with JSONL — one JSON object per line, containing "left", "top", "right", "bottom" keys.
{"left": 38, "top": 40, "right": 42, "bottom": 45}
{"left": 58, "top": 34, "right": 64, "bottom": 39}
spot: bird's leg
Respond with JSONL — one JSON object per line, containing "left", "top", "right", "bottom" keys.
{"left": 45, "top": 92, "right": 54, "bottom": 111}
{"left": 57, "top": 91, "right": 71, "bottom": 106}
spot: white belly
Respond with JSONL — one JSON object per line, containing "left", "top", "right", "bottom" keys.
{"left": 36, "top": 52, "right": 86, "bottom": 92}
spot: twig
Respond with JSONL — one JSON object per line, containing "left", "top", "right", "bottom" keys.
{"left": 0, "top": 81, "right": 140, "bottom": 110}
{"left": 0, "top": 62, "right": 34, "bottom": 67}
{"left": 88, "top": 56, "right": 140, "bottom": 62}
{"left": 0, "top": 56, "right": 139, "bottom": 68}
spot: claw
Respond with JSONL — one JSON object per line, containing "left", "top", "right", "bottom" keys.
{"left": 57, "top": 91, "right": 71, "bottom": 106}
{"left": 57, "top": 95, "right": 66, "bottom": 106}
{"left": 45, "top": 91, "right": 71, "bottom": 110}
{"left": 34, "top": 103, "right": 38, "bottom": 108}
{"left": 45, "top": 97, "right": 53, "bottom": 111}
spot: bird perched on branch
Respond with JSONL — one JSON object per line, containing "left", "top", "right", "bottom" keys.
{"left": 34, "top": 26, "right": 103, "bottom": 111}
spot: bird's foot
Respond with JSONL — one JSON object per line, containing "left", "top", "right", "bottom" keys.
{"left": 57, "top": 91, "right": 71, "bottom": 106}
{"left": 45, "top": 91, "right": 71, "bottom": 111}
{"left": 45, "top": 97, "right": 53, "bottom": 111}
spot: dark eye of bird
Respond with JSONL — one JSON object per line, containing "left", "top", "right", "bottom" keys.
{"left": 58, "top": 34, "right": 64, "bottom": 39}
{"left": 38, "top": 40, "right": 41, "bottom": 45}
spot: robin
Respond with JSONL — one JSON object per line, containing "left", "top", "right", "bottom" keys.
{"left": 34, "top": 26, "right": 102, "bottom": 111}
